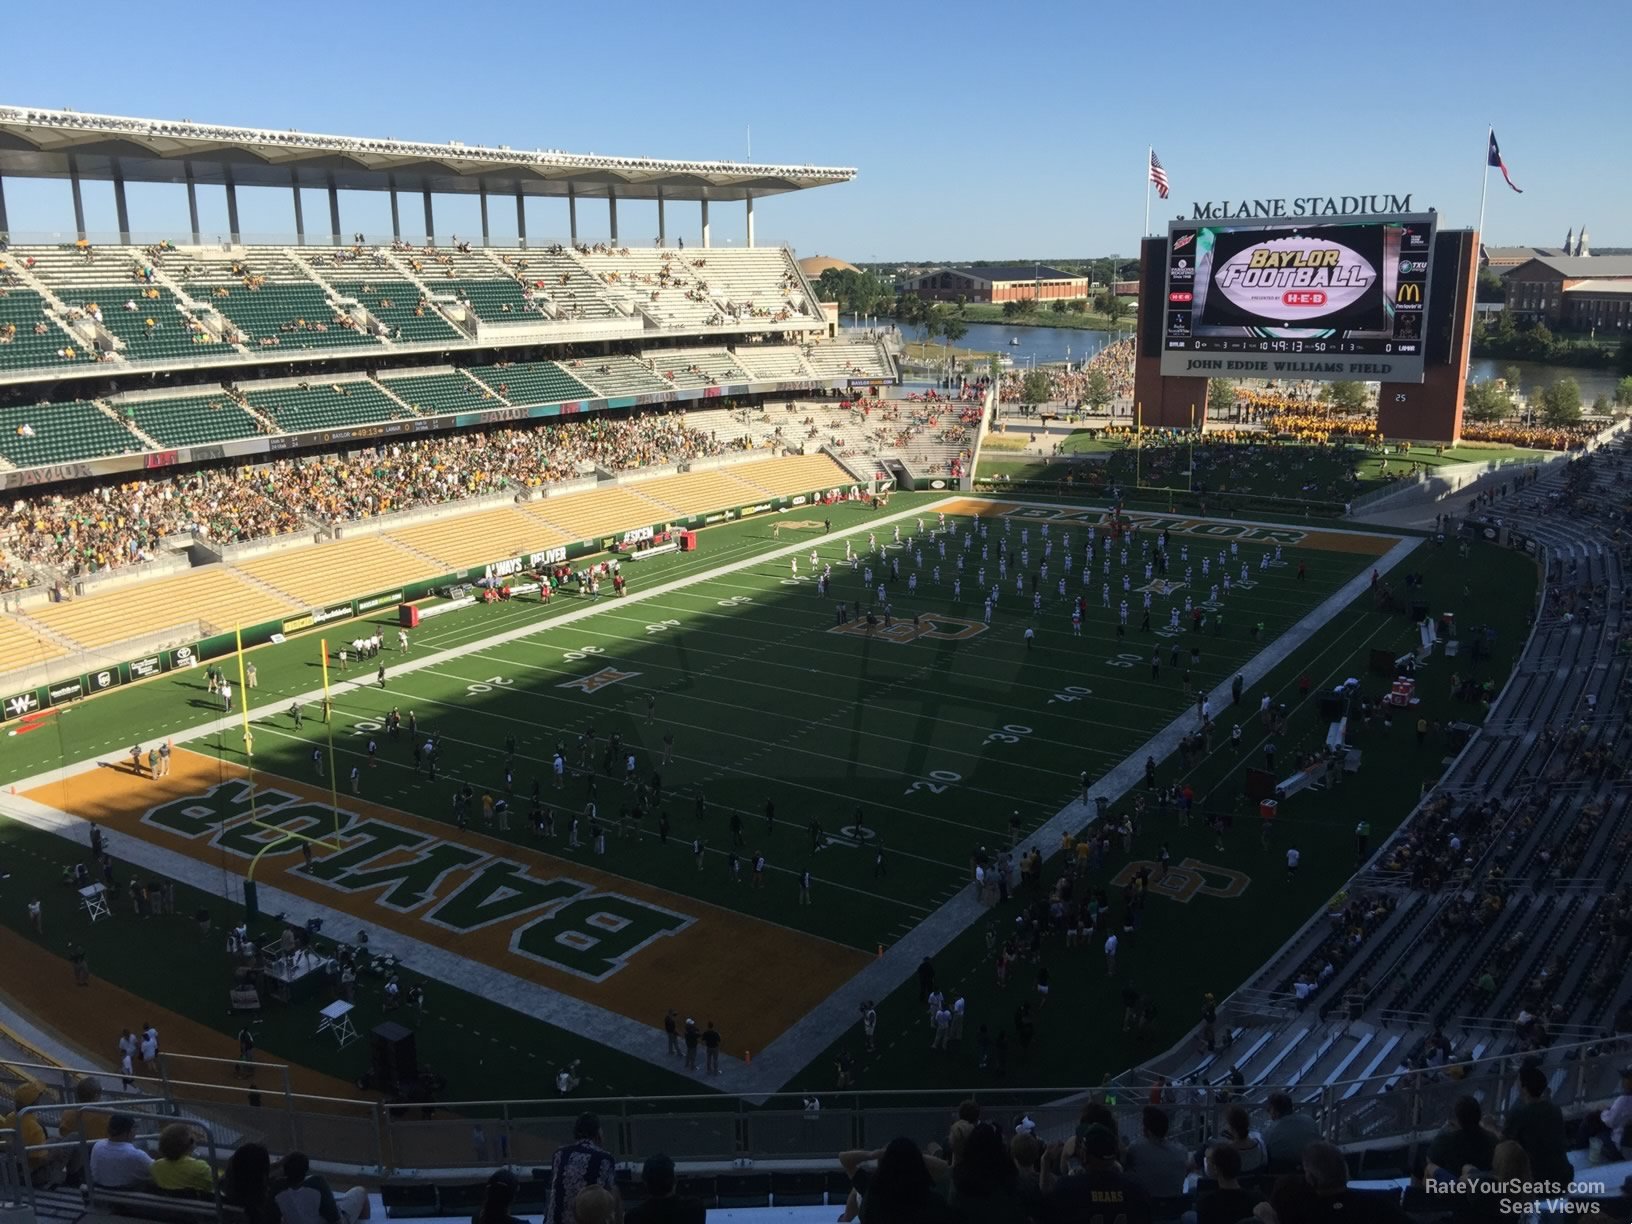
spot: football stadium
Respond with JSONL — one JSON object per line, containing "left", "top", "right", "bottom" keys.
{"left": 1, "top": 43, "right": 1631, "bottom": 1224}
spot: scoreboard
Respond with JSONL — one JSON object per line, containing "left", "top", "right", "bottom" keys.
{"left": 1159, "top": 213, "right": 1437, "bottom": 383}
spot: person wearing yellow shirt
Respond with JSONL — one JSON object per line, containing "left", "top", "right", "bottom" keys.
{"left": 2, "top": 1083, "right": 52, "bottom": 1181}
{"left": 150, "top": 1123, "right": 215, "bottom": 1194}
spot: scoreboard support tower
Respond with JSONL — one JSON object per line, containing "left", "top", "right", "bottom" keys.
{"left": 1375, "top": 229, "right": 1479, "bottom": 444}
{"left": 1134, "top": 236, "right": 1210, "bottom": 431}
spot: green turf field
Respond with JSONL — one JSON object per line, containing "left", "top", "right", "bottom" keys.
{"left": 0, "top": 494, "right": 1539, "bottom": 1102}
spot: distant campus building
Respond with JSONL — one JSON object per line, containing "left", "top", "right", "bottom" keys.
{"left": 898, "top": 264, "right": 1089, "bottom": 304}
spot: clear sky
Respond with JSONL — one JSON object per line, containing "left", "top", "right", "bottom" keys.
{"left": 3, "top": 0, "right": 1624, "bottom": 261}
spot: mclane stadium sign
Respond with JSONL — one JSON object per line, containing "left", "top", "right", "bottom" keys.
{"left": 1191, "top": 194, "right": 1413, "bottom": 220}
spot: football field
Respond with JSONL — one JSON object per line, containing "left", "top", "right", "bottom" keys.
{"left": 0, "top": 493, "right": 1532, "bottom": 1102}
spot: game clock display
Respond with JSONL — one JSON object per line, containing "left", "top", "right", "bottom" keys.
{"left": 1160, "top": 213, "right": 1436, "bottom": 383}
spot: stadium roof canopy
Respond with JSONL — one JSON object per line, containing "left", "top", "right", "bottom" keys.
{"left": 0, "top": 106, "right": 857, "bottom": 203}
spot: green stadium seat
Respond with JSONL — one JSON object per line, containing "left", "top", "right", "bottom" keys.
{"left": 466, "top": 361, "right": 595, "bottom": 407}
{"left": 333, "top": 280, "right": 463, "bottom": 343}
{"left": 0, "top": 401, "right": 143, "bottom": 466}
{"left": 243, "top": 381, "right": 415, "bottom": 433}
{"left": 0, "top": 284, "right": 92, "bottom": 370}
{"left": 378, "top": 372, "right": 504, "bottom": 417}
{"left": 114, "top": 394, "right": 265, "bottom": 447}
{"left": 55, "top": 288, "right": 225, "bottom": 363}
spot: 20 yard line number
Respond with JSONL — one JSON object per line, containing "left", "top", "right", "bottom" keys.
{"left": 904, "top": 769, "right": 962, "bottom": 796}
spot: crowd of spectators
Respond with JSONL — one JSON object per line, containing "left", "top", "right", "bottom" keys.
{"left": 0, "top": 410, "right": 750, "bottom": 580}
{"left": 757, "top": 397, "right": 975, "bottom": 477}
{"left": 997, "top": 339, "right": 1136, "bottom": 408}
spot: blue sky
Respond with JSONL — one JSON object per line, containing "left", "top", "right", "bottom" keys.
{"left": 2, "top": 0, "right": 1624, "bottom": 261}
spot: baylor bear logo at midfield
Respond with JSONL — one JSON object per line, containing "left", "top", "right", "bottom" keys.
{"left": 828, "top": 614, "right": 987, "bottom": 645}
{"left": 142, "top": 781, "right": 692, "bottom": 981}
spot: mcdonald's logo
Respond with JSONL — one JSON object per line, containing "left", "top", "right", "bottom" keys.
{"left": 1396, "top": 282, "right": 1423, "bottom": 305}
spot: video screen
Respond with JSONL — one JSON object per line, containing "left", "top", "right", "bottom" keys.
{"left": 1160, "top": 214, "right": 1436, "bottom": 383}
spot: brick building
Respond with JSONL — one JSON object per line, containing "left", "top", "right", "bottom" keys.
{"left": 897, "top": 264, "right": 1089, "bottom": 304}
{"left": 1505, "top": 255, "right": 1632, "bottom": 330}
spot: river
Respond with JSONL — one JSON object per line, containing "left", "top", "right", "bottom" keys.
{"left": 902, "top": 321, "right": 1124, "bottom": 368}
{"left": 907, "top": 321, "right": 1619, "bottom": 401}
{"left": 1465, "top": 358, "right": 1622, "bottom": 404}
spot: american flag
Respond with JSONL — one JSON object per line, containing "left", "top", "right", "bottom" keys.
{"left": 1148, "top": 150, "right": 1170, "bottom": 199}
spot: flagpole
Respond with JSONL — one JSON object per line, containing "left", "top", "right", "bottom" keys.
{"left": 1144, "top": 146, "right": 1152, "bottom": 239}
{"left": 1476, "top": 125, "right": 1492, "bottom": 245}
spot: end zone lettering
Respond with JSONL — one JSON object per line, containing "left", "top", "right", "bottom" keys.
{"left": 140, "top": 782, "right": 693, "bottom": 981}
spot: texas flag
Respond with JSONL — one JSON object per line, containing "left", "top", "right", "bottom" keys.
{"left": 1488, "top": 131, "right": 1522, "bottom": 193}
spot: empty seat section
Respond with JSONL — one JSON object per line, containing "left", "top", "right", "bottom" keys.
{"left": 388, "top": 507, "right": 565, "bottom": 571}
{"left": 244, "top": 382, "right": 414, "bottom": 433}
{"left": 466, "top": 362, "right": 594, "bottom": 407}
{"left": 732, "top": 346, "right": 816, "bottom": 380}
{"left": 802, "top": 341, "right": 892, "bottom": 377}
{"left": 625, "top": 470, "right": 762, "bottom": 513}
{"left": 526, "top": 487, "right": 668, "bottom": 541}
{"left": 378, "top": 372, "right": 504, "bottom": 416}
{"left": 237, "top": 536, "right": 440, "bottom": 606}
{"left": 114, "top": 394, "right": 264, "bottom": 447}
{"left": 30, "top": 568, "right": 293, "bottom": 650}
{"left": 641, "top": 348, "right": 752, "bottom": 389}
{"left": 0, "top": 402, "right": 143, "bottom": 467}
{"left": 734, "top": 453, "right": 853, "bottom": 496}
{"left": 0, "top": 617, "right": 69, "bottom": 672}
{"left": 563, "top": 355, "right": 670, "bottom": 398}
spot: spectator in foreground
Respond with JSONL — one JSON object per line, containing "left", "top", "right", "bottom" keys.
{"left": 1038, "top": 1124, "right": 1152, "bottom": 1224}
{"left": 222, "top": 1143, "right": 279, "bottom": 1224}
{"left": 59, "top": 1076, "right": 112, "bottom": 1144}
{"left": 860, "top": 1136, "right": 956, "bottom": 1224}
{"left": 1194, "top": 1144, "right": 1258, "bottom": 1224}
{"left": 1009, "top": 1132, "right": 1043, "bottom": 1198}
{"left": 474, "top": 1168, "right": 530, "bottom": 1224}
{"left": 274, "top": 1150, "right": 370, "bottom": 1224}
{"left": 545, "top": 1113, "right": 619, "bottom": 1224}
{"left": 1578, "top": 1065, "right": 1632, "bottom": 1162}
{"left": 1261, "top": 1092, "right": 1319, "bottom": 1172}
{"left": 1425, "top": 1096, "right": 1498, "bottom": 1181}
{"left": 2, "top": 1083, "right": 53, "bottom": 1184}
{"left": 89, "top": 1113, "right": 153, "bottom": 1189}
{"left": 625, "top": 1154, "right": 702, "bottom": 1224}
{"left": 1257, "top": 1141, "right": 1408, "bottom": 1223}
{"left": 1211, "top": 1106, "right": 1268, "bottom": 1176}
{"left": 949, "top": 1121, "right": 1030, "bottom": 1222}
{"left": 1501, "top": 1064, "right": 1574, "bottom": 1186}
{"left": 1123, "top": 1105, "right": 1190, "bottom": 1200}
{"left": 573, "top": 1186, "right": 618, "bottom": 1224}
{"left": 150, "top": 1123, "right": 215, "bottom": 1194}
